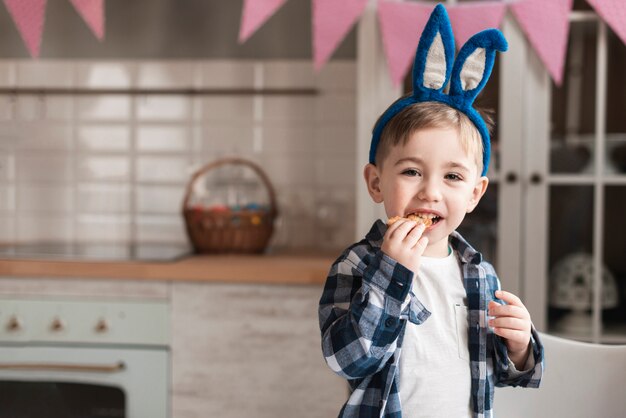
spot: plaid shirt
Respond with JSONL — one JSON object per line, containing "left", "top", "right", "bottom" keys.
{"left": 319, "top": 220, "right": 544, "bottom": 418}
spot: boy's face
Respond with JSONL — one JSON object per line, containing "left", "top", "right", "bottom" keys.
{"left": 364, "top": 127, "right": 489, "bottom": 257}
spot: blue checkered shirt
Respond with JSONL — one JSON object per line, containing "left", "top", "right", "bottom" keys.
{"left": 319, "top": 220, "right": 544, "bottom": 417}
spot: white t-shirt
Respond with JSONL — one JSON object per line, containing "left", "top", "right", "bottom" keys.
{"left": 399, "top": 250, "right": 473, "bottom": 417}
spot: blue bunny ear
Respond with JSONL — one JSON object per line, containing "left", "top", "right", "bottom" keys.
{"left": 449, "top": 29, "right": 508, "bottom": 104}
{"left": 412, "top": 4, "right": 455, "bottom": 96}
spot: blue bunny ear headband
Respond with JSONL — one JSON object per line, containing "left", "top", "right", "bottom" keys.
{"left": 369, "top": 3, "right": 508, "bottom": 176}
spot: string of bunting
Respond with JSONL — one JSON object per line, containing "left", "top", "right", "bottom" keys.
{"left": 239, "top": 0, "right": 626, "bottom": 87}
{"left": 3, "top": 0, "right": 625, "bottom": 88}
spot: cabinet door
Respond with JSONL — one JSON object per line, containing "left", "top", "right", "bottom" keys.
{"left": 171, "top": 283, "right": 346, "bottom": 418}
{"left": 501, "top": 6, "right": 626, "bottom": 343}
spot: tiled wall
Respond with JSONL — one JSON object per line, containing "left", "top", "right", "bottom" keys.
{"left": 0, "top": 60, "right": 356, "bottom": 251}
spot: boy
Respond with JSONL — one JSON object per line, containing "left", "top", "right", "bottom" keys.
{"left": 318, "top": 5, "right": 543, "bottom": 418}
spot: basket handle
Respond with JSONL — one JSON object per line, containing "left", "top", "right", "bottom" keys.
{"left": 182, "top": 157, "right": 278, "bottom": 218}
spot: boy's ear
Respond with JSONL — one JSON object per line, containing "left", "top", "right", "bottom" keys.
{"left": 363, "top": 163, "right": 383, "bottom": 203}
{"left": 467, "top": 176, "right": 489, "bottom": 213}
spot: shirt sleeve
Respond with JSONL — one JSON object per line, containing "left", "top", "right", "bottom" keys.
{"left": 318, "top": 247, "right": 416, "bottom": 380}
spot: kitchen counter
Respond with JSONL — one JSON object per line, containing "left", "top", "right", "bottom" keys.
{"left": 0, "top": 253, "right": 336, "bottom": 285}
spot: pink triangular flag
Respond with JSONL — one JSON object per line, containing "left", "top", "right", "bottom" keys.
{"left": 377, "top": 0, "right": 433, "bottom": 87}
{"left": 3, "top": 0, "right": 47, "bottom": 58}
{"left": 69, "top": 0, "right": 105, "bottom": 41}
{"left": 448, "top": 1, "right": 506, "bottom": 48}
{"left": 239, "top": 0, "right": 287, "bottom": 43}
{"left": 313, "top": 0, "right": 368, "bottom": 71}
{"left": 586, "top": 0, "right": 626, "bottom": 45}
{"left": 510, "top": 0, "right": 573, "bottom": 86}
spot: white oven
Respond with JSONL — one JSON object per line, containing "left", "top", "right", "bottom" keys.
{"left": 0, "top": 297, "right": 169, "bottom": 418}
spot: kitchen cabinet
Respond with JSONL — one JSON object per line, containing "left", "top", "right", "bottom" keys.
{"left": 170, "top": 282, "right": 346, "bottom": 418}
{"left": 356, "top": 6, "right": 626, "bottom": 344}
{"left": 0, "top": 274, "right": 346, "bottom": 417}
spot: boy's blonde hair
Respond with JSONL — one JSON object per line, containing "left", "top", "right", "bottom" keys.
{"left": 373, "top": 101, "right": 493, "bottom": 175}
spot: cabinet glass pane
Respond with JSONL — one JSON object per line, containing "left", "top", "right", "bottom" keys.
{"left": 550, "top": 20, "right": 597, "bottom": 175}
{"left": 458, "top": 184, "right": 498, "bottom": 266}
{"left": 603, "top": 186, "right": 626, "bottom": 341}
{"left": 547, "top": 186, "right": 594, "bottom": 337}
{"left": 605, "top": 28, "right": 626, "bottom": 177}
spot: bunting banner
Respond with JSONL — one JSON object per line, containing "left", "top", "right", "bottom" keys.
{"left": 586, "top": 0, "right": 626, "bottom": 45}
{"left": 447, "top": 1, "right": 506, "bottom": 48}
{"left": 69, "top": 0, "right": 105, "bottom": 41}
{"left": 3, "top": 0, "right": 47, "bottom": 58}
{"left": 312, "top": 0, "right": 368, "bottom": 71}
{"left": 239, "top": 0, "right": 287, "bottom": 43}
{"left": 377, "top": 0, "right": 433, "bottom": 87}
{"left": 510, "top": 0, "right": 573, "bottom": 86}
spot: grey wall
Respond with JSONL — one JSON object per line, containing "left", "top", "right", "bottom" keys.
{"left": 0, "top": 0, "right": 356, "bottom": 59}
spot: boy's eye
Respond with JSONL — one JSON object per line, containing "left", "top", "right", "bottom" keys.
{"left": 402, "top": 169, "right": 419, "bottom": 177}
{"left": 445, "top": 173, "right": 462, "bottom": 181}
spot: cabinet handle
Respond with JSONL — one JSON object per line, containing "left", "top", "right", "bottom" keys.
{"left": 0, "top": 361, "right": 126, "bottom": 373}
{"left": 505, "top": 172, "right": 518, "bottom": 184}
{"left": 530, "top": 173, "right": 543, "bottom": 185}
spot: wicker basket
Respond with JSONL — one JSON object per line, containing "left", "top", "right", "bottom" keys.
{"left": 182, "top": 158, "right": 278, "bottom": 254}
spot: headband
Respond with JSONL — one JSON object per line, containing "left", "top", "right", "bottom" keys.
{"left": 369, "top": 3, "right": 508, "bottom": 176}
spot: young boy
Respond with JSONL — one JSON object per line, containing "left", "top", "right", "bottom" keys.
{"left": 318, "top": 5, "right": 543, "bottom": 418}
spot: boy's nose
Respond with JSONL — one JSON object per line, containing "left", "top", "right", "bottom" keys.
{"left": 417, "top": 178, "right": 442, "bottom": 202}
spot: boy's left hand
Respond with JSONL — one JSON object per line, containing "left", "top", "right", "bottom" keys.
{"left": 488, "top": 290, "right": 531, "bottom": 369}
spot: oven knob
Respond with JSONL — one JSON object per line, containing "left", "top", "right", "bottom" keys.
{"left": 6, "top": 315, "right": 22, "bottom": 332}
{"left": 50, "top": 317, "right": 66, "bottom": 332}
{"left": 95, "top": 318, "right": 109, "bottom": 333}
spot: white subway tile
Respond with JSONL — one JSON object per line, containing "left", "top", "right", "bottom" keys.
{"left": 136, "top": 156, "right": 191, "bottom": 183}
{"left": 0, "top": 155, "right": 15, "bottom": 181}
{"left": 137, "top": 61, "right": 197, "bottom": 88}
{"left": 17, "top": 185, "right": 74, "bottom": 213}
{"left": 16, "top": 61, "right": 74, "bottom": 88}
{"left": 199, "top": 124, "right": 255, "bottom": 156}
{"left": 0, "top": 62, "right": 16, "bottom": 87}
{"left": 77, "top": 96, "right": 131, "bottom": 120}
{"left": 317, "top": 61, "right": 356, "bottom": 92}
{"left": 75, "top": 214, "right": 131, "bottom": 242}
{"left": 262, "top": 156, "right": 315, "bottom": 187}
{"left": 76, "top": 183, "right": 131, "bottom": 214}
{"left": 75, "top": 62, "right": 134, "bottom": 88}
{"left": 17, "top": 155, "right": 73, "bottom": 182}
{"left": 315, "top": 124, "right": 356, "bottom": 157}
{"left": 137, "top": 125, "right": 190, "bottom": 152}
{"left": 136, "top": 185, "right": 185, "bottom": 214}
{"left": 0, "top": 216, "right": 16, "bottom": 241}
{"left": 316, "top": 94, "right": 356, "bottom": 123}
{"left": 200, "top": 97, "right": 254, "bottom": 122}
{"left": 0, "top": 185, "right": 15, "bottom": 211}
{"left": 77, "top": 156, "right": 130, "bottom": 181}
{"left": 263, "top": 96, "right": 316, "bottom": 122}
{"left": 262, "top": 61, "right": 316, "bottom": 89}
{"left": 261, "top": 125, "right": 315, "bottom": 155}
{"left": 16, "top": 215, "right": 74, "bottom": 241}
{"left": 136, "top": 96, "right": 191, "bottom": 121}
{"left": 199, "top": 61, "right": 255, "bottom": 89}
{"left": 136, "top": 215, "right": 187, "bottom": 243}
{"left": 77, "top": 125, "right": 131, "bottom": 151}
{"left": 15, "top": 124, "right": 72, "bottom": 150}
{"left": 315, "top": 156, "right": 356, "bottom": 187}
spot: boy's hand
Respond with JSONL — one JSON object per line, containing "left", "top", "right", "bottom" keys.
{"left": 381, "top": 218, "right": 429, "bottom": 275}
{"left": 488, "top": 290, "right": 532, "bottom": 370}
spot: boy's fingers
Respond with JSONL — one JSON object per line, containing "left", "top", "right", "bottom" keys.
{"left": 412, "top": 236, "right": 429, "bottom": 254}
{"left": 489, "top": 303, "right": 529, "bottom": 320}
{"left": 404, "top": 222, "right": 426, "bottom": 245}
{"left": 385, "top": 219, "right": 416, "bottom": 240}
{"left": 489, "top": 317, "right": 527, "bottom": 331}
{"left": 495, "top": 290, "right": 525, "bottom": 308}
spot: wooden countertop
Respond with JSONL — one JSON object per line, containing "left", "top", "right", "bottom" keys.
{"left": 0, "top": 253, "right": 336, "bottom": 285}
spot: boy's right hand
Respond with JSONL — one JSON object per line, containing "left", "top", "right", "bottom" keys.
{"left": 381, "top": 218, "right": 429, "bottom": 276}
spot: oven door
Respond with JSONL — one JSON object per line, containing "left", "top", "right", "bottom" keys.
{"left": 0, "top": 344, "right": 168, "bottom": 418}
